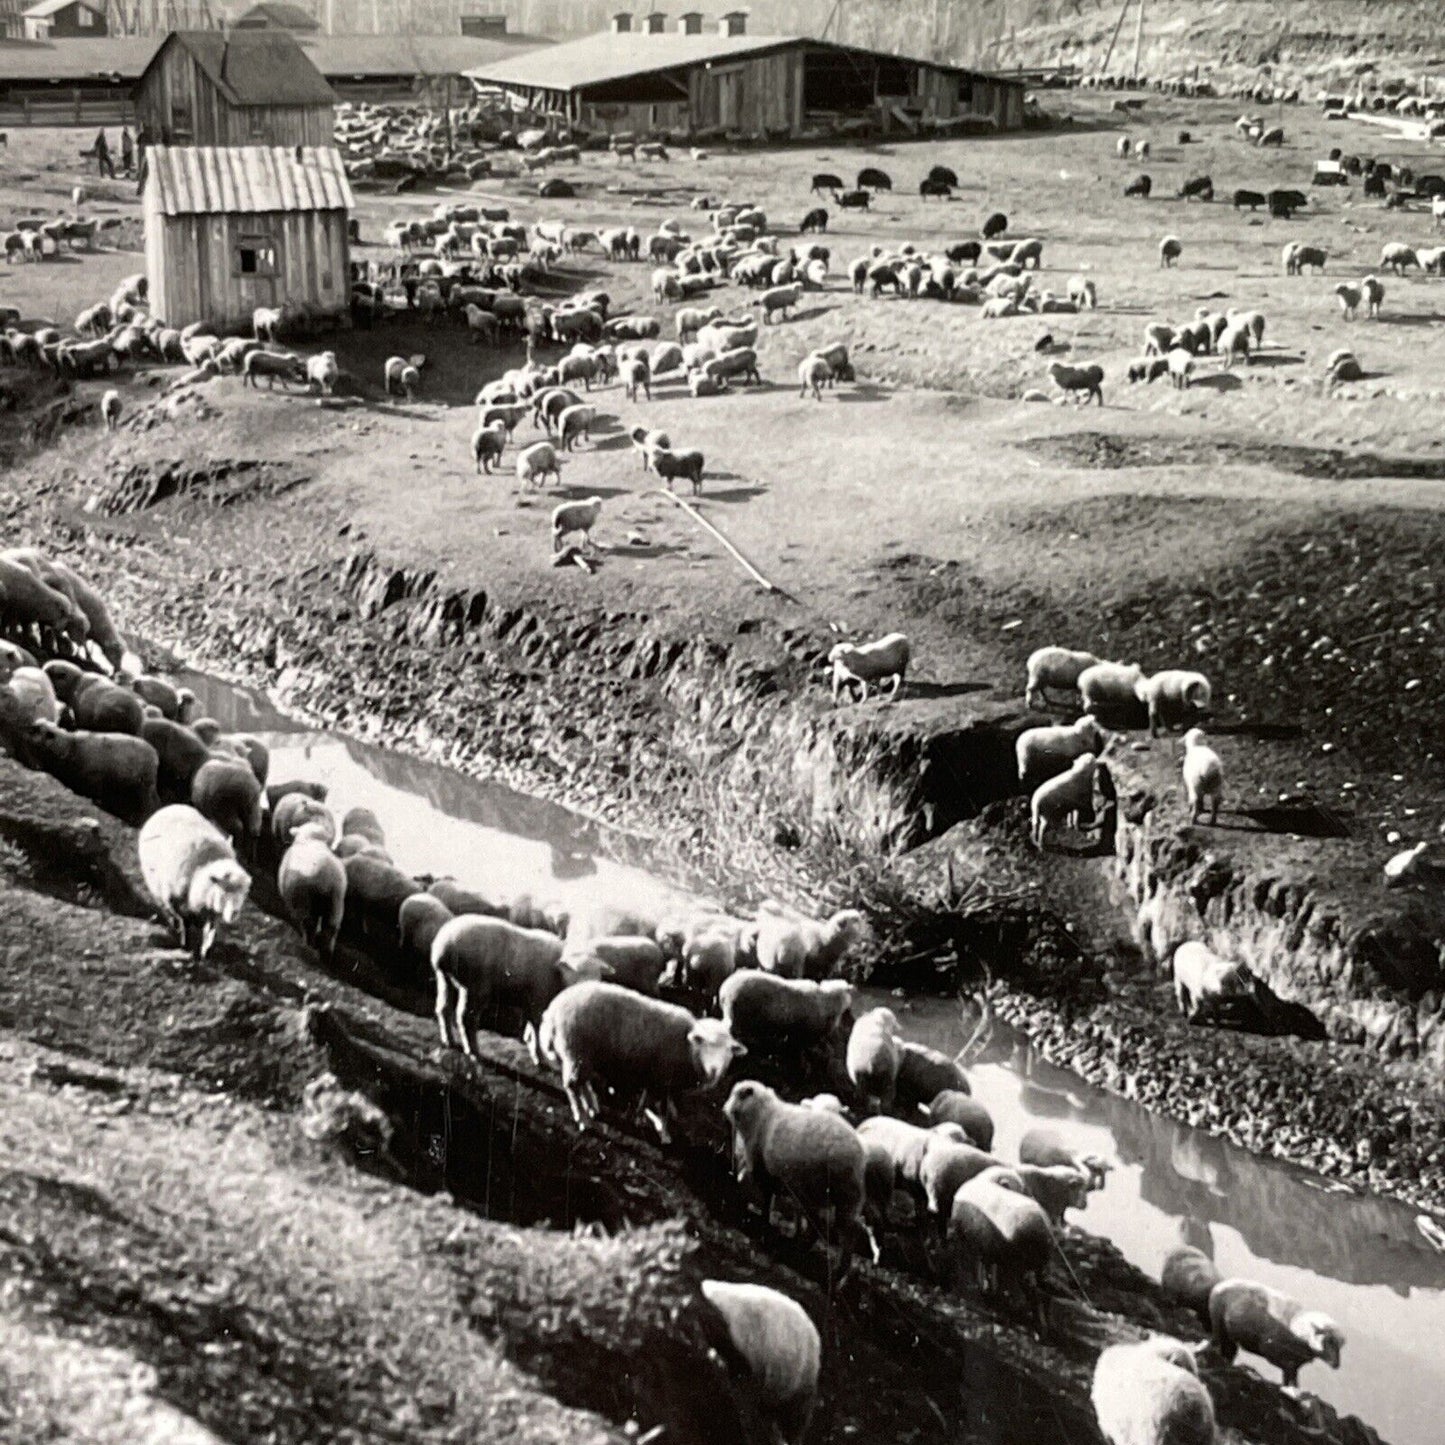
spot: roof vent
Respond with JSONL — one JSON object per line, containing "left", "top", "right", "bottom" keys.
{"left": 678, "top": 10, "right": 702, "bottom": 32}
{"left": 610, "top": 10, "right": 632, "bottom": 31}
{"left": 719, "top": 10, "right": 747, "bottom": 35}
{"left": 643, "top": 11, "right": 666, "bottom": 32}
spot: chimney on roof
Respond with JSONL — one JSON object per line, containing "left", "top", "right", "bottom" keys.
{"left": 678, "top": 10, "right": 702, "bottom": 32}
{"left": 643, "top": 11, "right": 666, "bottom": 32}
{"left": 610, "top": 10, "right": 632, "bottom": 31}
{"left": 719, "top": 10, "right": 747, "bottom": 35}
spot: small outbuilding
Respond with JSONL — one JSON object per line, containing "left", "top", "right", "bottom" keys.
{"left": 20, "top": 0, "right": 106, "bottom": 41}
{"left": 142, "top": 142, "right": 352, "bottom": 332}
{"left": 232, "top": 1, "right": 321, "bottom": 31}
{"left": 133, "top": 29, "right": 336, "bottom": 148}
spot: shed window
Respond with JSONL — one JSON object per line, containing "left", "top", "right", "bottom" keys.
{"left": 236, "top": 237, "right": 277, "bottom": 276}
{"left": 170, "top": 103, "right": 192, "bottom": 139}
{"left": 247, "top": 109, "right": 268, "bottom": 138}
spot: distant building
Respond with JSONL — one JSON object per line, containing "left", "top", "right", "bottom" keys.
{"left": 466, "top": 25, "right": 1027, "bottom": 137}
{"left": 21, "top": 0, "right": 106, "bottom": 40}
{"left": 133, "top": 29, "right": 336, "bottom": 147}
{"left": 143, "top": 142, "right": 352, "bottom": 331}
{"left": 459, "top": 11, "right": 507, "bottom": 37}
{"left": 232, "top": 2, "right": 321, "bottom": 32}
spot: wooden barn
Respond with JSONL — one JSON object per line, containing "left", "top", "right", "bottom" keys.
{"left": 133, "top": 29, "right": 336, "bottom": 148}
{"left": 142, "top": 143, "right": 352, "bottom": 332}
{"left": 465, "top": 23, "right": 1026, "bottom": 137}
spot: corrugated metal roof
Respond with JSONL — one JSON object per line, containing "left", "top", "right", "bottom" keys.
{"left": 146, "top": 144, "right": 353, "bottom": 216}
{"left": 464, "top": 29, "right": 1020, "bottom": 93}
{"left": 146, "top": 30, "right": 336, "bottom": 107}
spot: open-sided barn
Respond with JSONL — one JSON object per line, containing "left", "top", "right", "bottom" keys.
{"left": 465, "top": 22, "right": 1026, "bottom": 137}
{"left": 143, "top": 142, "right": 353, "bottom": 332}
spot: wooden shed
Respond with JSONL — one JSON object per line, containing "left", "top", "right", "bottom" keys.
{"left": 133, "top": 29, "right": 336, "bottom": 148}
{"left": 143, "top": 143, "right": 352, "bottom": 332}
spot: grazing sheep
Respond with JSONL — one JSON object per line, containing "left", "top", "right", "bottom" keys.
{"left": 383, "top": 355, "right": 420, "bottom": 399}
{"left": 1166, "top": 348, "right": 1194, "bottom": 389}
{"left": 1180, "top": 727, "right": 1224, "bottom": 823}
{"left": 28, "top": 720, "right": 158, "bottom": 823}
{"left": 798, "top": 353, "right": 833, "bottom": 400}
{"left": 1208, "top": 1280, "right": 1344, "bottom": 1387}
{"left": 100, "top": 389, "right": 121, "bottom": 431}
{"left": 922, "top": 1090, "right": 994, "bottom": 1150}
{"left": 517, "top": 440, "right": 561, "bottom": 489}
{"left": 564, "top": 935, "right": 667, "bottom": 995}
{"left": 1067, "top": 276, "right": 1098, "bottom": 309}
{"left": 799, "top": 207, "right": 829, "bottom": 233}
{"left": 1124, "top": 173, "right": 1152, "bottom": 198}
{"left": 648, "top": 445, "right": 706, "bottom": 496}
{"left": 137, "top": 804, "right": 251, "bottom": 957}
{"left": 1136, "top": 669, "right": 1211, "bottom": 736}
{"left": 1025, "top": 647, "right": 1100, "bottom": 709}
{"left": 1177, "top": 175, "right": 1213, "bottom": 202}
{"left": 1016, "top": 716, "right": 1107, "bottom": 789}
{"left": 278, "top": 832, "right": 347, "bottom": 960}
{"left": 1159, "top": 235, "right": 1182, "bottom": 268}
{"left": 699, "top": 1281, "right": 820, "bottom": 1445}
{"left": 431, "top": 913, "right": 577, "bottom": 1059}
{"left": 895, "top": 1041, "right": 970, "bottom": 1112}
{"left": 1031, "top": 753, "right": 1096, "bottom": 849}
{"left": 811, "top": 172, "right": 844, "bottom": 193}
{"left": 1091, "top": 1338, "right": 1216, "bottom": 1445}
{"left": 981, "top": 212, "right": 1008, "bottom": 239}
{"left": 539, "top": 979, "right": 743, "bottom": 1140}
{"left": 1160, "top": 1245, "right": 1223, "bottom": 1321}
{"left": 552, "top": 496, "right": 603, "bottom": 553}
{"left": 470, "top": 420, "right": 507, "bottom": 473}
{"left": 719, "top": 971, "right": 853, "bottom": 1056}
{"left": 191, "top": 757, "right": 264, "bottom": 852}
{"left": 754, "top": 903, "right": 866, "bottom": 981}
{"left": 1380, "top": 242, "right": 1419, "bottom": 275}
{"left": 1172, "top": 940, "right": 1254, "bottom": 1021}
{"left": 1019, "top": 1126, "right": 1110, "bottom": 1189}
{"left": 856, "top": 1116, "right": 969, "bottom": 1211}
{"left": 947, "top": 1170, "right": 1055, "bottom": 1321}
{"left": 846, "top": 1007, "right": 902, "bottom": 1110}
{"left": 1079, "top": 660, "right": 1146, "bottom": 718}
{"left": 828, "top": 632, "right": 909, "bottom": 702}
{"left": 1048, "top": 362, "right": 1104, "bottom": 405}
{"left": 724, "top": 1080, "right": 874, "bottom": 1272}
{"left": 1286, "top": 243, "right": 1327, "bottom": 275}
{"left": 555, "top": 403, "right": 596, "bottom": 453}
{"left": 1116, "top": 136, "right": 1132, "bottom": 159}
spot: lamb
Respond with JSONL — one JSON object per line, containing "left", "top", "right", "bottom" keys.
{"left": 1159, "top": 235, "right": 1182, "bottom": 267}
{"left": 252, "top": 305, "right": 287, "bottom": 343}
{"left": 137, "top": 804, "right": 251, "bottom": 958}
{"left": 552, "top": 496, "right": 603, "bottom": 553}
{"left": 1362, "top": 274, "right": 1385, "bottom": 318}
{"left": 191, "top": 757, "right": 264, "bottom": 852}
{"left": 432, "top": 913, "right": 579, "bottom": 1059}
{"left": 1380, "top": 242, "right": 1419, "bottom": 275}
{"left": 698, "top": 1281, "right": 820, "bottom": 1445}
{"left": 1018, "top": 1126, "right": 1110, "bottom": 1189}
{"left": 517, "top": 441, "right": 561, "bottom": 489}
{"left": 555, "top": 403, "right": 596, "bottom": 453}
{"left": 828, "top": 632, "right": 909, "bottom": 702}
{"left": 623, "top": 355, "right": 651, "bottom": 402}
{"left": 1030, "top": 753, "right": 1096, "bottom": 849}
{"left": 846, "top": 1007, "right": 902, "bottom": 1110}
{"left": 1335, "top": 282, "right": 1363, "bottom": 320}
{"left": 895, "top": 1041, "right": 970, "bottom": 1112}
{"left": 538, "top": 979, "right": 743, "bottom": 1140}
{"left": 1172, "top": 940, "right": 1254, "bottom": 1021}
{"left": 1078, "top": 660, "right": 1145, "bottom": 719}
{"left": 1208, "top": 1279, "right": 1344, "bottom": 1387}
{"left": 1166, "top": 348, "right": 1193, "bottom": 389}
{"left": 718, "top": 971, "right": 853, "bottom": 1057}
{"left": 754, "top": 902, "right": 866, "bottom": 980}
{"left": 27, "top": 720, "right": 158, "bottom": 824}
{"left": 1016, "top": 716, "right": 1107, "bottom": 789}
{"left": 1160, "top": 1244, "right": 1223, "bottom": 1321}
{"left": 1091, "top": 1338, "right": 1216, "bottom": 1445}
{"left": 724, "top": 1080, "right": 874, "bottom": 1273}
{"left": 1048, "top": 362, "right": 1104, "bottom": 405}
{"left": 798, "top": 353, "right": 833, "bottom": 400}
{"left": 278, "top": 830, "right": 347, "bottom": 961}
{"left": 383, "top": 355, "right": 420, "bottom": 399}
{"left": 630, "top": 426, "right": 671, "bottom": 470}
{"left": 648, "top": 445, "right": 706, "bottom": 496}
{"left": 5, "top": 666, "right": 59, "bottom": 726}
{"left": 470, "top": 420, "right": 507, "bottom": 474}
{"left": 1067, "top": 276, "right": 1097, "bottom": 310}
{"left": 921, "top": 1090, "right": 994, "bottom": 1150}
{"left": 1135, "top": 669, "right": 1211, "bottom": 736}
{"left": 1116, "top": 136, "right": 1132, "bottom": 159}
{"left": 1180, "top": 727, "right": 1224, "bottom": 823}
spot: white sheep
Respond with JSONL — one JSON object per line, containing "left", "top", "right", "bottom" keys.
{"left": 1384, "top": 841, "right": 1439, "bottom": 888}
{"left": 828, "top": 632, "right": 909, "bottom": 702}
{"left": 278, "top": 830, "right": 346, "bottom": 961}
{"left": 623, "top": 355, "right": 651, "bottom": 402}
{"left": 1380, "top": 242, "right": 1418, "bottom": 275}
{"left": 753, "top": 903, "right": 866, "bottom": 981}
{"left": 1218, "top": 321, "right": 1251, "bottom": 368}
{"left": 552, "top": 495, "right": 603, "bottom": 553}
{"left": 1362, "top": 274, "right": 1385, "bottom": 319}
{"left": 1172, "top": 940, "right": 1253, "bottom": 1020}
{"left": 306, "top": 351, "right": 339, "bottom": 394}
{"left": 1159, "top": 235, "right": 1182, "bottom": 268}
{"left": 698, "top": 1282, "right": 820, "bottom": 1445}
{"left": 1143, "top": 323, "right": 1175, "bottom": 356}
{"left": 470, "top": 420, "right": 507, "bottom": 474}
{"left": 137, "top": 804, "right": 251, "bottom": 958}
{"left": 1024, "top": 646, "right": 1099, "bottom": 709}
{"left": 384, "top": 355, "right": 419, "bottom": 399}
{"left": 1030, "top": 752, "right": 1096, "bottom": 849}
{"left": 1135, "top": 668, "right": 1211, "bottom": 735}
{"left": 538, "top": 979, "right": 744, "bottom": 1141}
{"left": 798, "top": 353, "right": 833, "bottom": 400}
{"left": 1091, "top": 1337, "right": 1216, "bottom": 1445}
{"left": 1066, "top": 275, "right": 1097, "bottom": 309}
{"left": 516, "top": 440, "right": 561, "bottom": 489}
{"left": 1181, "top": 727, "right": 1223, "bottom": 822}
{"left": 5, "top": 665, "right": 59, "bottom": 725}
{"left": 555, "top": 403, "right": 595, "bottom": 452}
{"left": 762, "top": 282, "right": 803, "bottom": 323}
{"left": 1078, "top": 660, "right": 1145, "bottom": 716}
{"left": 1166, "top": 348, "right": 1193, "bottom": 389}
{"left": 1208, "top": 1280, "right": 1344, "bottom": 1387}
{"left": 846, "top": 1006, "right": 902, "bottom": 1111}
{"left": 1016, "top": 716, "right": 1107, "bottom": 788}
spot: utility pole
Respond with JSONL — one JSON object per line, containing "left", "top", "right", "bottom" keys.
{"left": 1098, "top": 0, "right": 1131, "bottom": 77}
{"left": 1131, "top": 0, "right": 1145, "bottom": 81}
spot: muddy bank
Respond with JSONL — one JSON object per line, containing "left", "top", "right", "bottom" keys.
{"left": 0, "top": 755, "right": 1389, "bottom": 1445}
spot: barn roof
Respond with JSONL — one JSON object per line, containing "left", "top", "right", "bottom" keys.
{"left": 22, "top": 0, "right": 102, "bottom": 18}
{"left": 0, "top": 36, "right": 158, "bottom": 81}
{"left": 146, "top": 29, "right": 336, "bottom": 106}
{"left": 233, "top": 0, "right": 320, "bottom": 29}
{"left": 145, "top": 144, "right": 353, "bottom": 215}
{"left": 301, "top": 31, "right": 546, "bottom": 79}
{"left": 464, "top": 28, "right": 1017, "bottom": 92}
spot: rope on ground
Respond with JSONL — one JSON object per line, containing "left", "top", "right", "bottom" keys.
{"left": 639, "top": 487, "right": 791, "bottom": 598}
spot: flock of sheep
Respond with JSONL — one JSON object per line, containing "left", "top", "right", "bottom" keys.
{"left": 0, "top": 543, "right": 1351, "bottom": 1445}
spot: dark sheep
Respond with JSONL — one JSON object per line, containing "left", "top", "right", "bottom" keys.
{"left": 1177, "top": 175, "right": 1213, "bottom": 201}
{"left": 810, "top": 172, "right": 843, "bottom": 193}
{"left": 538, "top": 178, "right": 574, "bottom": 198}
{"left": 857, "top": 167, "right": 891, "bottom": 191}
{"left": 141, "top": 716, "right": 212, "bottom": 806}
{"left": 919, "top": 178, "right": 952, "bottom": 198}
{"left": 835, "top": 189, "right": 870, "bottom": 210}
{"left": 1363, "top": 171, "right": 1386, "bottom": 198}
{"left": 1232, "top": 188, "right": 1266, "bottom": 210}
{"left": 69, "top": 676, "right": 147, "bottom": 735}
{"left": 1160, "top": 1244, "right": 1222, "bottom": 1322}
{"left": 28, "top": 719, "right": 158, "bottom": 823}
{"left": 981, "top": 211, "right": 1008, "bottom": 239}
{"left": 927, "top": 164, "right": 958, "bottom": 188}
{"left": 1123, "top": 173, "right": 1152, "bottom": 198}
{"left": 340, "top": 854, "right": 424, "bottom": 984}
{"left": 946, "top": 240, "right": 981, "bottom": 264}
{"left": 1268, "top": 188, "right": 1307, "bottom": 218}
{"left": 429, "top": 877, "right": 506, "bottom": 917}
{"left": 190, "top": 757, "right": 264, "bottom": 853}
{"left": 799, "top": 207, "right": 828, "bottom": 233}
